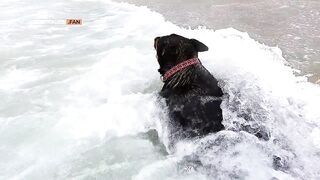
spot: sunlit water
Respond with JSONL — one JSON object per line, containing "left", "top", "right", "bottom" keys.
{"left": 1, "top": 0, "right": 320, "bottom": 179}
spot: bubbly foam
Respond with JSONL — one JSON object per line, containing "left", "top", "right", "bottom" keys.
{"left": 0, "top": 0, "right": 319, "bottom": 179}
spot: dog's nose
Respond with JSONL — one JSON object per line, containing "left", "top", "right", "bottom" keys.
{"left": 154, "top": 37, "right": 160, "bottom": 50}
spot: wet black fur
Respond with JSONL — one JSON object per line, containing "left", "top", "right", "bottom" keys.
{"left": 155, "top": 34, "right": 224, "bottom": 141}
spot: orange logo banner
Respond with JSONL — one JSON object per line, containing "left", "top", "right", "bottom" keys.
{"left": 66, "top": 19, "right": 82, "bottom": 25}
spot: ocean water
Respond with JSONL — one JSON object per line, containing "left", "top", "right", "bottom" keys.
{"left": 115, "top": 0, "right": 320, "bottom": 83}
{"left": 1, "top": 0, "right": 320, "bottom": 179}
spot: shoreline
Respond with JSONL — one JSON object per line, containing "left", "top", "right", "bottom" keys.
{"left": 114, "top": 0, "right": 320, "bottom": 83}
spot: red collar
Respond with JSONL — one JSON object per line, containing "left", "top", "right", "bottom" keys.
{"left": 162, "top": 58, "right": 200, "bottom": 82}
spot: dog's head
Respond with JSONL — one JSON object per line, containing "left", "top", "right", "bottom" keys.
{"left": 154, "top": 34, "right": 208, "bottom": 75}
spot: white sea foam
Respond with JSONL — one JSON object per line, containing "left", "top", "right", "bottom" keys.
{"left": 0, "top": 0, "right": 320, "bottom": 179}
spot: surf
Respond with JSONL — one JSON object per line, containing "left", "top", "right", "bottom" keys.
{"left": 0, "top": 0, "right": 319, "bottom": 179}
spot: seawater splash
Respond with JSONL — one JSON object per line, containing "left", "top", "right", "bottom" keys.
{"left": 0, "top": 0, "right": 319, "bottom": 179}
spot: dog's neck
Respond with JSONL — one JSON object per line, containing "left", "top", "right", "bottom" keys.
{"left": 162, "top": 58, "right": 200, "bottom": 82}
{"left": 162, "top": 58, "right": 203, "bottom": 89}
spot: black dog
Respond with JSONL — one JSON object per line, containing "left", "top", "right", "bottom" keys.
{"left": 154, "top": 34, "right": 224, "bottom": 142}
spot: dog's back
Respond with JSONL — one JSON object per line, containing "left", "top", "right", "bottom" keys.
{"left": 160, "top": 63, "right": 224, "bottom": 139}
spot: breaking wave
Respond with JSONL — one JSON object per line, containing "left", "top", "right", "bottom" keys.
{"left": 0, "top": 0, "right": 319, "bottom": 179}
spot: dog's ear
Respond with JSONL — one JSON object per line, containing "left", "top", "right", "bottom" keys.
{"left": 190, "top": 38, "right": 209, "bottom": 52}
{"left": 154, "top": 37, "right": 160, "bottom": 50}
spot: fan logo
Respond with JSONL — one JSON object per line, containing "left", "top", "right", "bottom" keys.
{"left": 66, "top": 19, "right": 82, "bottom": 25}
